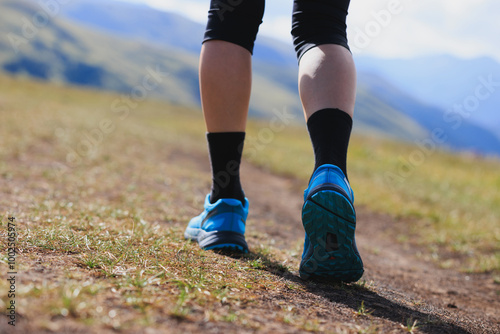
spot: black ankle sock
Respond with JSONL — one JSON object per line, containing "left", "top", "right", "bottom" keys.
{"left": 207, "top": 132, "right": 245, "bottom": 204}
{"left": 307, "top": 108, "right": 353, "bottom": 177}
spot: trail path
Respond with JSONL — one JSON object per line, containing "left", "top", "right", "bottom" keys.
{"left": 168, "top": 148, "right": 500, "bottom": 333}
{"left": 2, "top": 130, "right": 498, "bottom": 334}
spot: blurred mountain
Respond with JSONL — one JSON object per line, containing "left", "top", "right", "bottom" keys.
{"left": 58, "top": 0, "right": 298, "bottom": 67}
{"left": 0, "top": 0, "right": 203, "bottom": 105}
{"left": 60, "top": 0, "right": 205, "bottom": 54}
{"left": 358, "top": 72, "right": 500, "bottom": 155}
{"left": 1, "top": 0, "right": 499, "bottom": 155}
{"left": 0, "top": 0, "right": 301, "bottom": 115}
{"left": 356, "top": 55, "right": 500, "bottom": 137}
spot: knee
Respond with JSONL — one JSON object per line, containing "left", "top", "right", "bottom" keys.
{"left": 291, "top": 0, "right": 351, "bottom": 61}
{"left": 203, "top": 0, "right": 265, "bottom": 54}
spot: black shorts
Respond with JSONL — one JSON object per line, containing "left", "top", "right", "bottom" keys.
{"left": 203, "top": 0, "right": 351, "bottom": 61}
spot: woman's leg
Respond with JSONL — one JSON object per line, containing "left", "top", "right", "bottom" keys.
{"left": 292, "top": 0, "right": 364, "bottom": 282}
{"left": 292, "top": 0, "right": 356, "bottom": 176}
{"left": 200, "top": 40, "right": 251, "bottom": 133}
{"left": 200, "top": 0, "right": 264, "bottom": 203}
{"left": 298, "top": 44, "right": 356, "bottom": 120}
{"left": 184, "top": 0, "right": 264, "bottom": 253}
{"left": 299, "top": 44, "right": 356, "bottom": 176}
{"left": 199, "top": 41, "right": 252, "bottom": 203}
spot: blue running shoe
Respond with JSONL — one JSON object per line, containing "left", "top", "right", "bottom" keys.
{"left": 299, "top": 164, "right": 364, "bottom": 282}
{"left": 184, "top": 194, "right": 249, "bottom": 253}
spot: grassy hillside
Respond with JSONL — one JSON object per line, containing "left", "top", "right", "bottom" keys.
{"left": 358, "top": 72, "right": 500, "bottom": 155}
{"left": 356, "top": 55, "right": 500, "bottom": 133}
{"left": 0, "top": 0, "right": 436, "bottom": 145}
{"left": 0, "top": 0, "right": 202, "bottom": 104}
{"left": 0, "top": 0, "right": 301, "bottom": 116}
{"left": 1, "top": 74, "right": 498, "bottom": 273}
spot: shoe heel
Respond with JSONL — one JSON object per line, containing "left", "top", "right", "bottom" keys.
{"left": 198, "top": 230, "right": 249, "bottom": 253}
{"left": 301, "top": 189, "right": 363, "bottom": 282}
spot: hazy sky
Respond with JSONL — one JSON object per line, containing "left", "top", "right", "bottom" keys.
{"left": 123, "top": 0, "right": 500, "bottom": 61}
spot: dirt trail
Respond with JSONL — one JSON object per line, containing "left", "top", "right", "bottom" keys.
{"left": 168, "top": 148, "right": 500, "bottom": 333}
{"left": 3, "top": 142, "right": 499, "bottom": 334}
{"left": 239, "top": 160, "right": 499, "bottom": 333}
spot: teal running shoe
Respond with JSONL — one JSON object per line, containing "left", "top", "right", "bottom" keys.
{"left": 184, "top": 194, "right": 249, "bottom": 253}
{"left": 299, "top": 164, "right": 364, "bottom": 282}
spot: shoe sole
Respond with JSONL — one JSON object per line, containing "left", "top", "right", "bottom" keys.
{"left": 300, "top": 189, "right": 364, "bottom": 282}
{"left": 185, "top": 229, "right": 249, "bottom": 254}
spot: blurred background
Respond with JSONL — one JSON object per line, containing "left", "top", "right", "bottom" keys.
{"left": 1, "top": 0, "right": 499, "bottom": 155}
